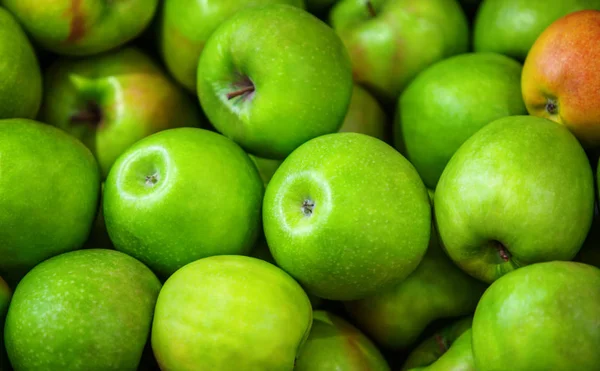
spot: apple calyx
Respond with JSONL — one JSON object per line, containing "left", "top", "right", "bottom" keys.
{"left": 366, "top": 1, "right": 377, "bottom": 17}
{"left": 70, "top": 100, "right": 102, "bottom": 127}
{"left": 302, "top": 199, "right": 315, "bottom": 216}
{"left": 145, "top": 173, "right": 159, "bottom": 187}
{"left": 545, "top": 98, "right": 558, "bottom": 115}
{"left": 492, "top": 240, "right": 511, "bottom": 262}
{"left": 226, "top": 77, "right": 255, "bottom": 100}
{"left": 434, "top": 333, "right": 448, "bottom": 354}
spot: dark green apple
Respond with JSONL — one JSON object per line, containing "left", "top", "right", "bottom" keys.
{"left": 395, "top": 52, "right": 526, "bottom": 189}
{"left": 295, "top": 310, "right": 390, "bottom": 370}
{"left": 2, "top": 0, "right": 158, "bottom": 55}
{"left": 472, "top": 261, "right": 600, "bottom": 371}
{"left": 263, "top": 132, "right": 431, "bottom": 301}
{"left": 152, "top": 255, "right": 313, "bottom": 370}
{"left": 344, "top": 226, "right": 486, "bottom": 349}
{"left": 0, "top": 7, "right": 42, "bottom": 120}
{"left": 340, "top": 84, "right": 388, "bottom": 141}
{"left": 4, "top": 249, "right": 161, "bottom": 371}
{"left": 330, "top": 0, "right": 469, "bottom": 102}
{"left": 197, "top": 4, "right": 353, "bottom": 159}
{"left": 402, "top": 317, "right": 474, "bottom": 371}
{"left": 158, "top": 0, "right": 305, "bottom": 92}
{"left": 40, "top": 47, "right": 202, "bottom": 178}
{"left": 104, "top": 128, "right": 264, "bottom": 278}
{"left": 435, "top": 116, "right": 595, "bottom": 283}
{"left": 0, "top": 119, "right": 100, "bottom": 283}
{"left": 0, "top": 277, "right": 11, "bottom": 371}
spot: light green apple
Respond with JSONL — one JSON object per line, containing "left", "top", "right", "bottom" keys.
{"left": 0, "top": 277, "right": 10, "bottom": 371}
{"left": 344, "top": 225, "right": 486, "bottom": 349}
{"left": 263, "top": 132, "right": 431, "bottom": 301}
{"left": 197, "top": 4, "right": 353, "bottom": 159}
{"left": 295, "top": 310, "right": 390, "bottom": 371}
{"left": 152, "top": 255, "right": 313, "bottom": 370}
{"left": 474, "top": 0, "right": 600, "bottom": 61}
{"left": 0, "top": 7, "right": 42, "bottom": 120}
{"left": 472, "top": 261, "right": 600, "bottom": 371}
{"left": 4, "top": 249, "right": 161, "bottom": 371}
{"left": 1, "top": 0, "right": 158, "bottom": 56}
{"left": 402, "top": 317, "right": 474, "bottom": 371}
{"left": 395, "top": 52, "right": 526, "bottom": 189}
{"left": 435, "top": 116, "right": 595, "bottom": 283}
{"left": 40, "top": 47, "right": 202, "bottom": 178}
{"left": 340, "top": 84, "right": 388, "bottom": 141}
{"left": 330, "top": 0, "right": 469, "bottom": 102}
{"left": 0, "top": 119, "right": 100, "bottom": 283}
{"left": 158, "top": 0, "right": 305, "bottom": 92}
{"left": 104, "top": 128, "right": 264, "bottom": 278}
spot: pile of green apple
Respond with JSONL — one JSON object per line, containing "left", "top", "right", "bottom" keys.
{"left": 0, "top": 0, "right": 599, "bottom": 370}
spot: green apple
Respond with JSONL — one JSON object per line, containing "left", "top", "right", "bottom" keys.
{"left": 0, "top": 119, "right": 100, "bottom": 283}
{"left": 0, "top": 7, "right": 42, "bottom": 120}
{"left": 395, "top": 52, "right": 526, "bottom": 189}
{"left": 104, "top": 128, "right": 264, "bottom": 278}
{"left": 474, "top": 0, "right": 600, "bottom": 61}
{"left": 158, "top": 0, "right": 305, "bottom": 92}
{"left": 402, "top": 317, "right": 474, "bottom": 371}
{"left": 264, "top": 132, "right": 431, "bottom": 301}
{"left": 1, "top": 0, "right": 159, "bottom": 56}
{"left": 295, "top": 310, "right": 390, "bottom": 371}
{"left": 152, "top": 255, "right": 313, "bottom": 370}
{"left": 0, "top": 277, "right": 10, "bottom": 371}
{"left": 4, "top": 249, "right": 161, "bottom": 371}
{"left": 435, "top": 116, "right": 595, "bottom": 283}
{"left": 344, "top": 225, "right": 486, "bottom": 349}
{"left": 249, "top": 155, "right": 283, "bottom": 187}
{"left": 340, "top": 84, "right": 388, "bottom": 141}
{"left": 197, "top": 4, "right": 353, "bottom": 159}
{"left": 330, "top": 0, "right": 469, "bottom": 102}
{"left": 472, "top": 261, "right": 600, "bottom": 371}
{"left": 40, "top": 47, "right": 202, "bottom": 178}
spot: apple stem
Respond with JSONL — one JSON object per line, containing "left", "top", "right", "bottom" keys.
{"left": 366, "top": 1, "right": 376, "bottom": 17}
{"left": 434, "top": 334, "right": 448, "bottom": 354}
{"left": 493, "top": 241, "right": 511, "bottom": 262}
{"left": 70, "top": 101, "right": 102, "bottom": 126}
{"left": 227, "top": 85, "right": 255, "bottom": 100}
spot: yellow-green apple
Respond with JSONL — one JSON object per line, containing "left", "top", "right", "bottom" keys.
{"left": 522, "top": 10, "right": 600, "bottom": 147}
{"left": 0, "top": 119, "right": 100, "bottom": 283}
{"left": 0, "top": 7, "right": 42, "bottom": 120}
{"left": 40, "top": 47, "right": 202, "bottom": 178}
{"left": 402, "top": 317, "right": 474, "bottom": 371}
{"left": 435, "top": 116, "right": 595, "bottom": 283}
{"left": 263, "top": 132, "right": 431, "bottom": 301}
{"left": 4, "top": 249, "right": 161, "bottom": 371}
{"left": 197, "top": 4, "right": 353, "bottom": 159}
{"left": 0, "top": 277, "right": 10, "bottom": 371}
{"left": 472, "top": 261, "right": 600, "bottom": 371}
{"left": 340, "top": 84, "right": 388, "bottom": 141}
{"left": 474, "top": 0, "right": 600, "bottom": 61}
{"left": 152, "top": 255, "right": 313, "bottom": 370}
{"left": 158, "top": 0, "right": 305, "bottom": 92}
{"left": 104, "top": 128, "right": 264, "bottom": 278}
{"left": 1, "top": 0, "right": 159, "bottom": 56}
{"left": 330, "top": 0, "right": 469, "bottom": 102}
{"left": 396, "top": 52, "right": 526, "bottom": 189}
{"left": 344, "top": 225, "right": 486, "bottom": 349}
{"left": 295, "top": 310, "right": 390, "bottom": 371}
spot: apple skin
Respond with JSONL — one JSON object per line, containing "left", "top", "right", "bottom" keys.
{"left": 104, "top": 128, "right": 264, "bottom": 278}
{"left": 152, "top": 255, "right": 313, "bottom": 370}
{"left": 40, "top": 47, "right": 202, "bottom": 178}
{"left": 263, "top": 132, "right": 431, "bottom": 301}
{"left": 1, "top": 0, "right": 158, "bottom": 56}
{"left": 295, "top": 310, "right": 390, "bottom": 371}
{"left": 340, "top": 84, "right": 388, "bottom": 141}
{"left": 0, "top": 8, "right": 42, "bottom": 120}
{"left": 0, "top": 277, "right": 10, "bottom": 371}
{"left": 197, "top": 4, "right": 353, "bottom": 159}
{"left": 344, "top": 225, "right": 486, "bottom": 350}
{"left": 521, "top": 10, "right": 600, "bottom": 147}
{"left": 435, "top": 116, "right": 595, "bottom": 283}
{"left": 472, "top": 261, "right": 600, "bottom": 371}
{"left": 4, "top": 249, "right": 161, "bottom": 371}
{"left": 330, "top": 0, "right": 469, "bottom": 102}
{"left": 474, "top": 0, "right": 600, "bottom": 61}
{"left": 249, "top": 155, "right": 283, "bottom": 187}
{"left": 396, "top": 52, "right": 527, "bottom": 189}
{"left": 0, "top": 119, "right": 100, "bottom": 283}
{"left": 158, "top": 0, "right": 305, "bottom": 92}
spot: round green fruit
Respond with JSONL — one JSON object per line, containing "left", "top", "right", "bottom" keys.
{"left": 263, "top": 132, "right": 431, "bottom": 301}
{"left": 340, "top": 84, "right": 388, "bottom": 141}
{"left": 4, "top": 249, "right": 161, "bottom": 371}
{"left": 151, "top": 255, "right": 313, "bottom": 370}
